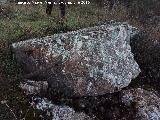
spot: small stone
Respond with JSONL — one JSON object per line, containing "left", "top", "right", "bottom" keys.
{"left": 1, "top": 100, "right": 7, "bottom": 104}
{"left": 19, "top": 80, "right": 48, "bottom": 95}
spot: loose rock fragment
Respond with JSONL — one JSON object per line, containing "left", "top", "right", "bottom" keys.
{"left": 34, "top": 97, "right": 95, "bottom": 120}
{"left": 121, "top": 88, "right": 160, "bottom": 120}
{"left": 20, "top": 80, "right": 48, "bottom": 95}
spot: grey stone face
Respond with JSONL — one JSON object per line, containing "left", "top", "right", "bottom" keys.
{"left": 19, "top": 80, "right": 48, "bottom": 95}
{"left": 12, "top": 22, "right": 140, "bottom": 97}
{"left": 0, "top": 0, "right": 8, "bottom": 4}
{"left": 34, "top": 97, "right": 94, "bottom": 120}
{"left": 121, "top": 88, "right": 160, "bottom": 120}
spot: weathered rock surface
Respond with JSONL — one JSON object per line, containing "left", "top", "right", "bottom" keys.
{"left": 121, "top": 88, "right": 160, "bottom": 120}
{"left": 34, "top": 97, "right": 95, "bottom": 120}
{"left": 0, "top": 0, "right": 8, "bottom": 4}
{"left": 19, "top": 83, "right": 95, "bottom": 119}
{"left": 12, "top": 22, "right": 140, "bottom": 96}
{"left": 19, "top": 80, "right": 48, "bottom": 95}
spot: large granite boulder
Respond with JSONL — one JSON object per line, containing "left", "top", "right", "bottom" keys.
{"left": 121, "top": 88, "right": 160, "bottom": 120}
{"left": 11, "top": 22, "right": 140, "bottom": 96}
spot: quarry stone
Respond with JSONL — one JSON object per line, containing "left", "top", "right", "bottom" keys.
{"left": 0, "top": 0, "right": 8, "bottom": 4}
{"left": 12, "top": 22, "right": 140, "bottom": 96}
{"left": 34, "top": 97, "right": 94, "bottom": 120}
{"left": 121, "top": 88, "right": 160, "bottom": 120}
{"left": 19, "top": 80, "right": 48, "bottom": 95}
